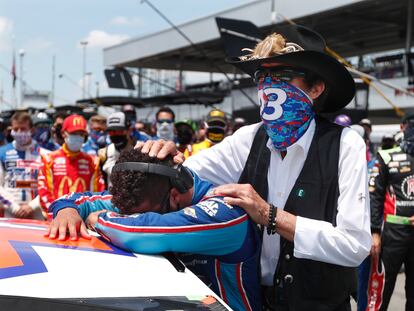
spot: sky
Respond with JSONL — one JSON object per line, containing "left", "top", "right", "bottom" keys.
{"left": 0, "top": 0, "right": 250, "bottom": 109}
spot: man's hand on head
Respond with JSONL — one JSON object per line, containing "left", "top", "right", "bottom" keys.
{"left": 135, "top": 139, "right": 184, "bottom": 164}
{"left": 45, "top": 208, "right": 91, "bottom": 241}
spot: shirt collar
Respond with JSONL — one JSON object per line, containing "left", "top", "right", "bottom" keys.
{"left": 266, "top": 118, "right": 316, "bottom": 155}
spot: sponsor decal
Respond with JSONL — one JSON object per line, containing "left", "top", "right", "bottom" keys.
{"left": 401, "top": 175, "right": 414, "bottom": 200}
{"left": 183, "top": 207, "right": 197, "bottom": 218}
{"left": 366, "top": 255, "right": 385, "bottom": 311}
{"left": 296, "top": 188, "right": 305, "bottom": 198}
{"left": 399, "top": 166, "right": 411, "bottom": 173}
{"left": 400, "top": 161, "right": 411, "bottom": 166}
{"left": 197, "top": 201, "right": 219, "bottom": 217}
{"left": 58, "top": 176, "right": 87, "bottom": 197}
{"left": 15, "top": 180, "right": 37, "bottom": 189}
{"left": 16, "top": 160, "right": 40, "bottom": 169}
{"left": 389, "top": 167, "right": 399, "bottom": 174}
{"left": 396, "top": 200, "right": 414, "bottom": 207}
{"left": 72, "top": 116, "right": 84, "bottom": 127}
{"left": 387, "top": 161, "right": 400, "bottom": 168}
{"left": 208, "top": 197, "right": 233, "bottom": 209}
{"left": 392, "top": 154, "right": 407, "bottom": 162}
{"left": 54, "top": 157, "right": 66, "bottom": 165}
{"left": 0, "top": 222, "right": 133, "bottom": 280}
{"left": 78, "top": 171, "right": 92, "bottom": 176}
{"left": 53, "top": 172, "right": 67, "bottom": 176}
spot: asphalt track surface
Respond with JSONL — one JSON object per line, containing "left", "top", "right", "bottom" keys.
{"left": 351, "top": 273, "right": 405, "bottom": 310}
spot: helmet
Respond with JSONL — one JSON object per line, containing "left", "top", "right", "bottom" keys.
{"left": 334, "top": 114, "right": 351, "bottom": 126}
{"left": 33, "top": 112, "right": 52, "bottom": 126}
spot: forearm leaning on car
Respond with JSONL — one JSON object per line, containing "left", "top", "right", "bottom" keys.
{"left": 94, "top": 200, "right": 251, "bottom": 257}
{"left": 46, "top": 191, "right": 118, "bottom": 240}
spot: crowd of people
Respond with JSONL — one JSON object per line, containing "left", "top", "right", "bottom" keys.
{"left": 1, "top": 23, "right": 413, "bottom": 311}
{"left": 0, "top": 105, "right": 244, "bottom": 220}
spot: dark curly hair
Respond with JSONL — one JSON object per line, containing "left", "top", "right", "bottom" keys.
{"left": 110, "top": 149, "right": 173, "bottom": 214}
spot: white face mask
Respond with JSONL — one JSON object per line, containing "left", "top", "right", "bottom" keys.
{"left": 157, "top": 122, "right": 175, "bottom": 141}
{"left": 11, "top": 130, "right": 32, "bottom": 148}
{"left": 65, "top": 134, "right": 84, "bottom": 152}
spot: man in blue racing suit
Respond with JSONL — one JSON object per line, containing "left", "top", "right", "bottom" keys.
{"left": 47, "top": 149, "right": 261, "bottom": 311}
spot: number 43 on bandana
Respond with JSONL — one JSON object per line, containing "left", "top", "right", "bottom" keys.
{"left": 258, "top": 77, "right": 315, "bottom": 151}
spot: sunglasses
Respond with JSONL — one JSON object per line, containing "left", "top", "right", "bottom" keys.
{"left": 254, "top": 68, "right": 306, "bottom": 84}
{"left": 157, "top": 119, "right": 174, "bottom": 124}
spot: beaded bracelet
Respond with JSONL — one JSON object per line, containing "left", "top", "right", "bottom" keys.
{"left": 267, "top": 203, "right": 277, "bottom": 235}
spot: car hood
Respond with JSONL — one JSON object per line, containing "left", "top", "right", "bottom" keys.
{"left": 0, "top": 218, "right": 229, "bottom": 310}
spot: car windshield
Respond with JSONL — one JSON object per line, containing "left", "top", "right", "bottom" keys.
{"left": 0, "top": 295, "right": 228, "bottom": 311}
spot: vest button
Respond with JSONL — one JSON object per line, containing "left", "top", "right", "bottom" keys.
{"left": 284, "top": 274, "right": 293, "bottom": 284}
{"left": 285, "top": 254, "right": 291, "bottom": 260}
{"left": 275, "top": 278, "right": 280, "bottom": 285}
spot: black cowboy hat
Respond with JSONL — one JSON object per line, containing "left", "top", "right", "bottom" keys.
{"left": 226, "top": 24, "right": 355, "bottom": 113}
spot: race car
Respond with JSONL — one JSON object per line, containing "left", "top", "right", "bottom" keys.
{"left": 0, "top": 218, "right": 230, "bottom": 311}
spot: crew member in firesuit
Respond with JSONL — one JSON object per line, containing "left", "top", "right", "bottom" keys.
{"left": 191, "top": 109, "right": 227, "bottom": 155}
{"left": 38, "top": 114, "right": 105, "bottom": 218}
{"left": 0, "top": 111, "right": 47, "bottom": 219}
{"left": 98, "top": 112, "right": 134, "bottom": 187}
{"left": 370, "top": 114, "right": 414, "bottom": 311}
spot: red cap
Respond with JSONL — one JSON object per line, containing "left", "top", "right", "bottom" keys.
{"left": 62, "top": 115, "right": 87, "bottom": 134}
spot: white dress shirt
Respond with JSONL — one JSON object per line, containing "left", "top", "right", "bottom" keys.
{"left": 185, "top": 119, "right": 371, "bottom": 285}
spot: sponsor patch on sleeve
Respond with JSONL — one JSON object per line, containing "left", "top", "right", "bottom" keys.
{"left": 183, "top": 207, "right": 197, "bottom": 218}
{"left": 196, "top": 201, "right": 219, "bottom": 217}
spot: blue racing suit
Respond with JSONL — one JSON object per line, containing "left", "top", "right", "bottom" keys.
{"left": 0, "top": 141, "right": 47, "bottom": 217}
{"left": 50, "top": 174, "right": 261, "bottom": 311}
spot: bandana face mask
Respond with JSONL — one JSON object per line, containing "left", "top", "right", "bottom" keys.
{"left": 258, "top": 76, "right": 315, "bottom": 150}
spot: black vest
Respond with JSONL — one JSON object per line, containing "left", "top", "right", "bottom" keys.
{"left": 239, "top": 117, "right": 356, "bottom": 311}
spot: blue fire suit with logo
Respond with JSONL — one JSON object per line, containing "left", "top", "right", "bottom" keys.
{"left": 50, "top": 173, "right": 261, "bottom": 311}
{"left": 0, "top": 141, "right": 47, "bottom": 218}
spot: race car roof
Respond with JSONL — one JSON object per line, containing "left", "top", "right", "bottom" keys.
{"left": 0, "top": 219, "right": 224, "bottom": 307}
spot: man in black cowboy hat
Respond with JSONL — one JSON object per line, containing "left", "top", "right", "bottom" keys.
{"left": 85, "top": 25, "right": 373, "bottom": 310}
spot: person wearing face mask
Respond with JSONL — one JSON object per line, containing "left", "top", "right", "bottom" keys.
{"left": 135, "top": 25, "right": 371, "bottom": 311}
{"left": 38, "top": 114, "right": 105, "bottom": 219}
{"left": 98, "top": 112, "right": 134, "bottom": 187}
{"left": 82, "top": 115, "right": 109, "bottom": 156}
{"left": 154, "top": 106, "right": 176, "bottom": 142}
{"left": 191, "top": 109, "right": 228, "bottom": 155}
{"left": 51, "top": 112, "right": 66, "bottom": 147}
{"left": 0, "top": 111, "right": 48, "bottom": 220}
{"left": 369, "top": 114, "right": 414, "bottom": 311}
{"left": 175, "top": 120, "right": 195, "bottom": 159}
{"left": 33, "top": 112, "right": 59, "bottom": 151}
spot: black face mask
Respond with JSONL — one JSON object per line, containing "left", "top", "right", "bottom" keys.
{"left": 177, "top": 128, "right": 193, "bottom": 145}
{"left": 110, "top": 135, "right": 128, "bottom": 151}
{"left": 207, "top": 127, "right": 225, "bottom": 144}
